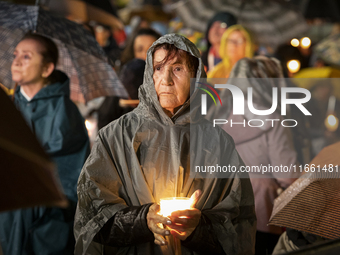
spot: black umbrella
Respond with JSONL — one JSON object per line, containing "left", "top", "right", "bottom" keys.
{"left": 0, "top": 88, "right": 67, "bottom": 212}
{"left": 83, "top": 0, "right": 118, "bottom": 17}
{"left": 303, "top": 0, "right": 340, "bottom": 22}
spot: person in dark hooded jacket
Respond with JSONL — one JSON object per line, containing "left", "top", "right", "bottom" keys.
{"left": 0, "top": 33, "right": 89, "bottom": 255}
{"left": 74, "top": 34, "right": 256, "bottom": 255}
{"left": 201, "top": 12, "right": 237, "bottom": 72}
{"left": 97, "top": 58, "right": 146, "bottom": 130}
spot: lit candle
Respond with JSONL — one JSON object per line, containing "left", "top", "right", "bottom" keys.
{"left": 159, "top": 197, "right": 191, "bottom": 217}
{"left": 159, "top": 197, "right": 192, "bottom": 255}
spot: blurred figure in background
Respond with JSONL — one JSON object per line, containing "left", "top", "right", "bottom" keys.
{"left": 97, "top": 58, "right": 146, "bottom": 130}
{"left": 120, "top": 28, "right": 161, "bottom": 67}
{"left": 305, "top": 82, "right": 340, "bottom": 157}
{"left": 274, "top": 44, "right": 312, "bottom": 165}
{"left": 208, "top": 56, "right": 299, "bottom": 255}
{"left": 201, "top": 12, "right": 237, "bottom": 72}
{"left": 92, "top": 22, "right": 122, "bottom": 69}
{"left": 96, "top": 28, "right": 160, "bottom": 131}
{"left": 207, "top": 24, "right": 255, "bottom": 78}
{"left": 0, "top": 33, "right": 90, "bottom": 255}
{"left": 274, "top": 44, "right": 307, "bottom": 78}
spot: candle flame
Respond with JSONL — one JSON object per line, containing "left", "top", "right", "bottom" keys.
{"left": 159, "top": 197, "right": 191, "bottom": 217}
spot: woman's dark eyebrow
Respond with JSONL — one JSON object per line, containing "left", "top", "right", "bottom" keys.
{"left": 172, "top": 60, "right": 184, "bottom": 65}
{"left": 153, "top": 59, "right": 184, "bottom": 67}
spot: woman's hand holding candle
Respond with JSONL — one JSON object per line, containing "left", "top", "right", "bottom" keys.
{"left": 147, "top": 204, "right": 172, "bottom": 246}
{"left": 147, "top": 190, "right": 202, "bottom": 245}
{"left": 167, "top": 190, "right": 202, "bottom": 241}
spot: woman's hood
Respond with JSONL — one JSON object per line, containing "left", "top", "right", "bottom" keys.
{"left": 15, "top": 70, "right": 70, "bottom": 101}
{"left": 136, "top": 33, "right": 207, "bottom": 125}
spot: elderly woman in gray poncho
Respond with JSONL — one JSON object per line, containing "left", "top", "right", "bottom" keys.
{"left": 74, "top": 34, "right": 256, "bottom": 255}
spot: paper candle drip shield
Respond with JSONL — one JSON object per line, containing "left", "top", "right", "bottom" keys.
{"left": 159, "top": 197, "right": 191, "bottom": 217}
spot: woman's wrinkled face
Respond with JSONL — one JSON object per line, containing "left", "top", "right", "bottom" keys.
{"left": 153, "top": 48, "right": 192, "bottom": 115}
{"left": 208, "top": 21, "right": 227, "bottom": 46}
{"left": 226, "top": 30, "right": 247, "bottom": 63}
{"left": 11, "top": 39, "right": 45, "bottom": 85}
{"left": 134, "top": 35, "right": 158, "bottom": 61}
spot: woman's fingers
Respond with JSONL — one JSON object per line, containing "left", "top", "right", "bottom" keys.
{"left": 148, "top": 212, "right": 172, "bottom": 226}
{"left": 150, "top": 221, "right": 170, "bottom": 246}
{"left": 154, "top": 214, "right": 172, "bottom": 225}
{"left": 169, "top": 209, "right": 201, "bottom": 229}
{"left": 169, "top": 217, "right": 190, "bottom": 225}
{"left": 150, "top": 222, "right": 171, "bottom": 236}
{"left": 148, "top": 203, "right": 160, "bottom": 214}
{"left": 170, "top": 209, "right": 200, "bottom": 218}
{"left": 164, "top": 208, "right": 201, "bottom": 241}
{"left": 147, "top": 203, "right": 173, "bottom": 246}
{"left": 190, "top": 189, "right": 202, "bottom": 208}
{"left": 167, "top": 224, "right": 186, "bottom": 232}
{"left": 170, "top": 229, "right": 187, "bottom": 241}
{"left": 148, "top": 203, "right": 201, "bottom": 243}
{"left": 154, "top": 233, "right": 168, "bottom": 245}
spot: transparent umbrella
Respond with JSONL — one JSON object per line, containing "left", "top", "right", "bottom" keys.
{"left": 169, "top": 0, "right": 309, "bottom": 49}
{"left": 0, "top": 1, "right": 128, "bottom": 103}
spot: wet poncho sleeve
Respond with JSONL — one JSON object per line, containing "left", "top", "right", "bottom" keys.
{"left": 93, "top": 204, "right": 154, "bottom": 246}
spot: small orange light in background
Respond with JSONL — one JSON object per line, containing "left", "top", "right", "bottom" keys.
{"left": 85, "top": 119, "right": 96, "bottom": 140}
{"left": 85, "top": 120, "right": 93, "bottom": 130}
{"left": 287, "top": 60, "right": 301, "bottom": 73}
{"left": 325, "top": 114, "right": 339, "bottom": 132}
{"left": 300, "top": 37, "right": 311, "bottom": 49}
{"left": 291, "top": 38, "right": 300, "bottom": 47}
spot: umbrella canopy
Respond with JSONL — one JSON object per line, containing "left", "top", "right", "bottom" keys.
{"left": 44, "top": 0, "right": 124, "bottom": 30}
{"left": 0, "top": 1, "right": 128, "bottom": 103}
{"left": 314, "top": 33, "right": 340, "bottom": 68}
{"left": 303, "top": 0, "right": 340, "bottom": 22}
{"left": 83, "top": 0, "right": 118, "bottom": 17}
{"left": 168, "top": 0, "right": 309, "bottom": 48}
{"left": 292, "top": 67, "right": 340, "bottom": 98}
{"left": 0, "top": 88, "right": 67, "bottom": 212}
{"left": 269, "top": 142, "right": 340, "bottom": 239}
{"left": 308, "top": 141, "right": 340, "bottom": 167}
{"left": 120, "top": 5, "right": 173, "bottom": 24}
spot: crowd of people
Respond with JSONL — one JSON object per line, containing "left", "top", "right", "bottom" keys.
{"left": 1, "top": 7, "right": 339, "bottom": 255}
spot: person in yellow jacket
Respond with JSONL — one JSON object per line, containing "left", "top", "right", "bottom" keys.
{"left": 207, "top": 24, "right": 255, "bottom": 78}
